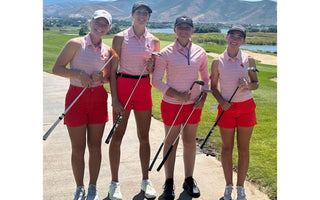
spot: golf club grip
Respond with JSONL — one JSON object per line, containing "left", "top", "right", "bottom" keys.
{"left": 157, "top": 145, "right": 174, "bottom": 171}
{"left": 105, "top": 115, "right": 123, "bottom": 144}
{"left": 43, "top": 116, "right": 63, "bottom": 140}
{"left": 149, "top": 143, "right": 164, "bottom": 171}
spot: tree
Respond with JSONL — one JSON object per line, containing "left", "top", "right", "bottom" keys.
{"left": 79, "top": 25, "right": 89, "bottom": 36}
{"left": 194, "top": 26, "right": 220, "bottom": 33}
{"left": 108, "top": 25, "right": 121, "bottom": 34}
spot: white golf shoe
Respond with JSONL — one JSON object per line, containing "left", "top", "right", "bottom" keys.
{"left": 224, "top": 185, "right": 233, "bottom": 200}
{"left": 87, "top": 184, "right": 98, "bottom": 200}
{"left": 141, "top": 179, "right": 157, "bottom": 198}
{"left": 236, "top": 186, "right": 247, "bottom": 200}
{"left": 108, "top": 181, "right": 123, "bottom": 200}
{"left": 73, "top": 186, "right": 86, "bottom": 200}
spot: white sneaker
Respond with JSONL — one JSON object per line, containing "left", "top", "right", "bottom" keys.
{"left": 87, "top": 184, "right": 98, "bottom": 200}
{"left": 141, "top": 179, "right": 157, "bottom": 198}
{"left": 108, "top": 181, "right": 123, "bottom": 200}
{"left": 224, "top": 185, "right": 233, "bottom": 200}
{"left": 73, "top": 186, "right": 86, "bottom": 200}
{"left": 236, "top": 186, "right": 247, "bottom": 200}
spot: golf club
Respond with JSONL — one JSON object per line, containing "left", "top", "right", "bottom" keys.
{"left": 156, "top": 92, "right": 205, "bottom": 172}
{"left": 105, "top": 52, "right": 162, "bottom": 144}
{"left": 43, "top": 48, "right": 119, "bottom": 141}
{"left": 200, "top": 67, "right": 259, "bottom": 149}
{"left": 148, "top": 80, "right": 204, "bottom": 171}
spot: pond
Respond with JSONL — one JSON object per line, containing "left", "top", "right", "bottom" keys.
{"left": 148, "top": 28, "right": 277, "bottom": 52}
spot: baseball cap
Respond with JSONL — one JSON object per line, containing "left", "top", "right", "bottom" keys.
{"left": 132, "top": 1, "right": 152, "bottom": 14}
{"left": 227, "top": 25, "right": 246, "bottom": 39}
{"left": 174, "top": 16, "right": 193, "bottom": 27}
{"left": 93, "top": 10, "right": 112, "bottom": 25}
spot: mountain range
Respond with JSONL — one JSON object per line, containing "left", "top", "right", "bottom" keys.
{"left": 43, "top": 0, "right": 277, "bottom": 25}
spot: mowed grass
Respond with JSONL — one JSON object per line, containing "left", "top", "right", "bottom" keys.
{"left": 43, "top": 31, "right": 277, "bottom": 199}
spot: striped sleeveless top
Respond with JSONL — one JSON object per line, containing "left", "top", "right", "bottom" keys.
{"left": 218, "top": 50, "right": 253, "bottom": 102}
{"left": 118, "top": 26, "right": 155, "bottom": 75}
{"left": 70, "top": 34, "right": 111, "bottom": 87}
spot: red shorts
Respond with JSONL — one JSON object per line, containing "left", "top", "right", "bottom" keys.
{"left": 64, "top": 85, "right": 109, "bottom": 127}
{"left": 217, "top": 98, "right": 257, "bottom": 129}
{"left": 117, "top": 74, "right": 152, "bottom": 111}
{"left": 161, "top": 100, "right": 203, "bottom": 126}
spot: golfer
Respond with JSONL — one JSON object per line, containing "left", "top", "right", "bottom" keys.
{"left": 52, "top": 10, "right": 112, "bottom": 200}
{"left": 152, "top": 16, "right": 209, "bottom": 199}
{"left": 107, "top": 1, "right": 160, "bottom": 199}
{"left": 210, "top": 25, "right": 259, "bottom": 200}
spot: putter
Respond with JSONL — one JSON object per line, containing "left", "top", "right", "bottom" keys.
{"left": 148, "top": 80, "right": 204, "bottom": 171}
{"left": 156, "top": 92, "right": 205, "bottom": 172}
{"left": 200, "top": 67, "right": 259, "bottom": 149}
{"left": 43, "top": 48, "right": 119, "bottom": 141}
{"left": 105, "top": 51, "right": 162, "bottom": 144}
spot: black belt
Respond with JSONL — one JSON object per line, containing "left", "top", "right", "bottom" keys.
{"left": 117, "top": 73, "right": 149, "bottom": 79}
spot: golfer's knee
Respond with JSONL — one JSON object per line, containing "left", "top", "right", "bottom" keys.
{"left": 183, "top": 140, "right": 196, "bottom": 149}
{"left": 72, "top": 147, "right": 85, "bottom": 158}
{"left": 237, "top": 143, "right": 249, "bottom": 154}
{"left": 110, "top": 135, "right": 123, "bottom": 146}
{"left": 222, "top": 145, "right": 233, "bottom": 154}
{"left": 138, "top": 135, "right": 150, "bottom": 145}
{"left": 88, "top": 143, "right": 101, "bottom": 153}
{"left": 237, "top": 147, "right": 249, "bottom": 157}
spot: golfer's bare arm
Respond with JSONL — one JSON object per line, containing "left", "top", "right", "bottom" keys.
{"left": 153, "top": 37, "right": 160, "bottom": 55}
{"left": 110, "top": 33, "right": 124, "bottom": 114}
{"left": 210, "top": 58, "right": 224, "bottom": 104}
{"left": 247, "top": 56, "right": 259, "bottom": 90}
{"left": 52, "top": 38, "right": 81, "bottom": 78}
{"left": 210, "top": 58, "right": 231, "bottom": 111}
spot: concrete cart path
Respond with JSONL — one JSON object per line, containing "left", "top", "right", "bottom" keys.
{"left": 43, "top": 72, "right": 269, "bottom": 200}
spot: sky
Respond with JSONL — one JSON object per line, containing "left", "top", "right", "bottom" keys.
{"left": 43, "top": 0, "right": 277, "bottom": 6}
{"left": 244, "top": 0, "right": 277, "bottom": 1}
{"left": 98, "top": 0, "right": 277, "bottom": 1}
{"left": 101, "top": 0, "right": 277, "bottom": 2}
{"left": 99, "top": 0, "right": 277, "bottom": 2}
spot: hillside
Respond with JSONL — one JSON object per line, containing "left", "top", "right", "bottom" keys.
{"left": 43, "top": 0, "right": 277, "bottom": 25}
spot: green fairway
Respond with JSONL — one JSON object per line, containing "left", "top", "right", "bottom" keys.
{"left": 43, "top": 31, "right": 277, "bottom": 199}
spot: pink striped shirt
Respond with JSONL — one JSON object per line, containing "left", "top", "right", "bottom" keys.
{"left": 153, "top": 39, "right": 209, "bottom": 104}
{"left": 218, "top": 49, "right": 253, "bottom": 102}
{"left": 118, "top": 26, "right": 155, "bottom": 75}
{"left": 70, "top": 34, "right": 111, "bottom": 87}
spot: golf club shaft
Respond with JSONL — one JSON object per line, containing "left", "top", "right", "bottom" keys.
{"left": 43, "top": 115, "right": 64, "bottom": 140}
{"left": 148, "top": 143, "right": 164, "bottom": 171}
{"left": 200, "top": 110, "right": 223, "bottom": 149}
{"left": 105, "top": 52, "right": 162, "bottom": 144}
{"left": 156, "top": 92, "right": 204, "bottom": 171}
{"left": 43, "top": 55, "right": 114, "bottom": 141}
{"left": 148, "top": 102, "right": 184, "bottom": 171}
{"left": 156, "top": 108, "right": 196, "bottom": 171}
{"left": 105, "top": 64, "right": 148, "bottom": 144}
{"left": 157, "top": 145, "right": 173, "bottom": 171}
{"left": 200, "top": 68, "right": 253, "bottom": 148}
{"left": 200, "top": 86, "right": 239, "bottom": 149}
{"left": 149, "top": 81, "right": 204, "bottom": 171}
